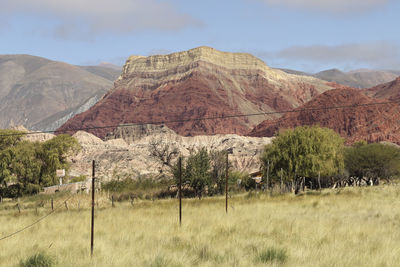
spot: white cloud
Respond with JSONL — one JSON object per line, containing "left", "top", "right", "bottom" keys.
{"left": 1, "top": 0, "right": 201, "bottom": 40}
{"left": 260, "top": 0, "right": 389, "bottom": 14}
{"left": 260, "top": 42, "right": 400, "bottom": 71}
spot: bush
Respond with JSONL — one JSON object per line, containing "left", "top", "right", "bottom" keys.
{"left": 0, "top": 183, "right": 24, "bottom": 198}
{"left": 345, "top": 142, "right": 400, "bottom": 183}
{"left": 19, "top": 252, "right": 55, "bottom": 267}
{"left": 69, "top": 175, "right": 87, "bottom": 183}
{"left": 256, "top": 247, "right": 288, "bottom": 264}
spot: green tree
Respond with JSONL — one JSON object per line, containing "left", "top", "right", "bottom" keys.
{"left": 0, "top": 129, "right": 24, "bottom": 150}
{"left": 0, "top": 129, "right": 24, "bottom": 186}
{"left": 38, "top": 134, "right": 80, "bottom": 186}
{"left": 0, "top": 133, "right": 80, "bottom": 197}
{"left": 261, "top": 126, "right": 344, "bottom": 193}
{"left": 184, "top": 148, "right": 210, "bottom": 198}
{"left": 345, "top": 142, "right": 400, "bottom": 183}
{"left": 209, "top": 150, "right": 227, "bottom": 194}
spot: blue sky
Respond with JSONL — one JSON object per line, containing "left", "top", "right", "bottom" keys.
{"left": 1, "top": 0, "right": 399, "bottom": 72}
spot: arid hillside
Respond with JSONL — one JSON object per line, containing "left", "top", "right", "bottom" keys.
{"left": 0, "top": 55, "right": 120, "bottom": 131}
{"left": 365, "top": 77, "right": 400, "bottom": 100}
{"left": 249, "top": 86, "right": 400, "bottom": 144}
{"left": 57, "top": 46, "right": 334, "bottom": 138}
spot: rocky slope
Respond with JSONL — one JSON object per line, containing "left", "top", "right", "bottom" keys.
{"left": 365, "top": 77, "right": 400, "bottom": 100}
{"left": 249, "top": 87, "right": 400, "bottom": 144}
{"left": 70, "top": 126, "right": 272, "bottom": 180}
{"left": 57, "top": 46, "right": 334, "bottom": 138}
{"left": 0, "top": 55, "right": 120, "bottom": 131}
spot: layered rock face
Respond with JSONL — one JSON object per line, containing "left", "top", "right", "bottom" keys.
{"left": 249, "top": 87, "right": 400, "bottom": 144}
{"left": 57, "top": 47, "right": 333, "bottom": 138}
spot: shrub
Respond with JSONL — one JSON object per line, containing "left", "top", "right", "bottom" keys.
{"left": 256, "top": 247, "right": 288, "bottom": 264}
{"left": 19, "top": 252, "right": 55, "bottom": 267}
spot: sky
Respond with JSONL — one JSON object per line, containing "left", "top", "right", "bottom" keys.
{"left": 1, "top": 0, "right": 399, "bottom": 73}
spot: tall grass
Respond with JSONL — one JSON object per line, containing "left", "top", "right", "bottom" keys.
{"left": 1, "top": 186, "right": 400, "bottom": 266}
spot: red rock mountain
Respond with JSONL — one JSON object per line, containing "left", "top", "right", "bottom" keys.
{"left": 57, "top": 47, "right": 334, "bottom": 138}
{"left": 249, "top": 87, "right": 400, "bottom": 144}
{"left": 365, "top": 77, "right": 400, "bottom": 100}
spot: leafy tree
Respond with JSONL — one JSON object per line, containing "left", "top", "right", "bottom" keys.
{"left": 0, "top": 133, "right": 80, "bottom": 197}
{"left": 261, "top": 126, "right": 344, "bottom": 193}
{"left": 38, "top": 134, "right": 80, "bottom": 186}
{"left": 172, "top": 148, "right": 232, "bottom": 198}
{"left": 345, "top": 142, "right": 400, "bottom": 183}
{"left": 209, "top": 150, "right": 227, "bottom": 194}
{"left": 0, "top": 129, "right": 24, "bottom": 150}
{"left": 184, "top": 148, "right": 210, "bottom": 198}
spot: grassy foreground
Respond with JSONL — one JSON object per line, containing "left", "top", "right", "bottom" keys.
{"left": 1, "top": 186, "right": 400, "bottom": 266}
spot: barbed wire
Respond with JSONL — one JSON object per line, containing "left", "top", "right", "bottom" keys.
{"left": 0, "top": 194, "right": 76, "bottom": 241}
{"left": 0, "top": 99, "right": 399, "bottom": 138}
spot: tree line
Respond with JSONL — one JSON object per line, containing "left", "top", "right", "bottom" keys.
{"left": 261, "top": 126, "right": 400, "bottom": 193}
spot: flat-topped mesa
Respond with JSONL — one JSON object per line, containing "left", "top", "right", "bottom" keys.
{"left": 120, "top": 46, "right": 270, "bottom": 76}
{"left": 57, "top": 47, "right": 334, "bottom": 139}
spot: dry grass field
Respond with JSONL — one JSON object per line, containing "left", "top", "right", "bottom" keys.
{"left": 1, "top": 186, "right": 400, "bottom": 266}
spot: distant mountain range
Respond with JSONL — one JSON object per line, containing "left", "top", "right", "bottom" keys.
{"left": 0, "top": 55, "right": 120, "bottom": 131}
{"left": 1, "top": 49, "right": 400, "bottom": 146}
{"left": 278, "top": 68, "right": 399, "bottom": 88}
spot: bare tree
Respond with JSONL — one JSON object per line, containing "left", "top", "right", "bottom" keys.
{"left": 149, "top": 138, "right": 179, "bottom": 173}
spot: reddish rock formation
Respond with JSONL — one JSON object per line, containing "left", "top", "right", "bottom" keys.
{"left": 57, "top": 47, "right": 333, "bottom": 138}
{"left": 365, "top": 76, "right": 400, "bottom": 100}
{"left": 249, "top": 87, "right": 400, "bottom": 144}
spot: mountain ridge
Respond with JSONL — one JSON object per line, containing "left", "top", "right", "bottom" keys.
{"left": 57, "top": 46, "right": 334, "bottom": 138}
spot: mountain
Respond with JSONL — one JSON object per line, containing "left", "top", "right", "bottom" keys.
{"left": 249, "top": 87, "right": 400, "bottom": 144}
{"left": 279, "top": 68, "right": 399, "bottom": 88}
{"left": 57, "top": 46, "right": 334, "bottom": 138}
{"left": 0, "top": 55, "right": 120, "bottom": 130}
{"left": 364, "top": 77, "right": 400, "bottom": 100}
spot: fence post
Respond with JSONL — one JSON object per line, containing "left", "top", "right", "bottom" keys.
{"left": 266, "top": 160, "right": 270, "bottom": 191}
{"left": 318, "top": 171, "right": 321, "bottom": 190}
{"left": 112, "top": 195, "right": 115, "bottom": 208}
{"left": 178, "top": 157, "right": 182, "bottom": 226}
{"left": 280, "top": 168, "right": 283, "bottom": 194}
{"left": 91, "top": 160, "right": 95, "bottom": 257}
{"left": 51, "top": 198, "right": 54, "bottom": 211}
{"left": 225, "top": 152, "right": 229, "bottom": 214}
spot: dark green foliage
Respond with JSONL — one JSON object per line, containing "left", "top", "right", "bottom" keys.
{"left": 19, "top": 252, "right": 55, "bottom": 267}
{"left": 256, "top": 247, "right": 288, "bottom": 264}
{"left": 209, "top": 150, "right": 227, "bottom": 195}
{"left": 69, "top": 175, "right": 87, "bottom": 183}
{"left": 229, "top": 171, "right": 252, "bottom": 191}
{"left": 261, "top": 126, "right": 344, "bottom": 189}
{"left": 184, "top": 148, "right": 210, "bottom": 198}
{"left": 0, "top": 129, "right": 24, "bottom": 150}
{"left": 0, "top": 130, "right": 80, "bottom": 197}
{"left": 172, "top": 148, "right": 231, "bottom": 198}
{"left": 345, "top": 142, "right": 400, "bottom": 181}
